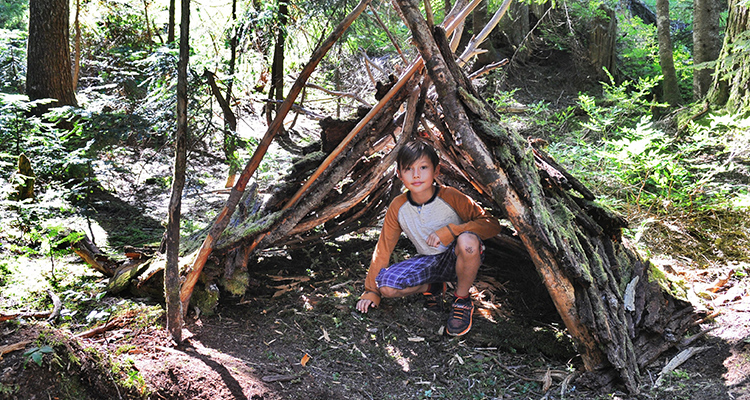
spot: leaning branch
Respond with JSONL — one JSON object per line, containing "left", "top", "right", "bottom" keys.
{"left": 179, "top": 0, "right": 373, "bottom": 313}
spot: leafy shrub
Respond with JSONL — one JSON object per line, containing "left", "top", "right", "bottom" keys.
{"left": 617, "top": 13, "right": 660, "bottom": 81}
{"left": 0, "top": 0, "right": 27, "bottom": 30}
{"left": 0, "top": 29, "right": 26, "bottom": 93}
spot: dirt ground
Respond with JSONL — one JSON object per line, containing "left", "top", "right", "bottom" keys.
{"left": 2, "top": 50, "right": 750, "bottom": 400}
{"left": 2, "top": 239, "right": 749, "bottom": 400}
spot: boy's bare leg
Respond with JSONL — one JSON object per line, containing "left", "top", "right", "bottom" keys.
{"left": 379, "top": 284, "right": 429, "bottom": 298}
{"left": 454, "top": 232, "right": 482, "bottom": 298}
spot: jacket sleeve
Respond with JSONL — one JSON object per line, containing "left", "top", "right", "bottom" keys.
{"left": 360, "top": 197, "right": 405, "bottom": 306}
{"left": 434, "top": 186, "right": 502, "bottom": 245}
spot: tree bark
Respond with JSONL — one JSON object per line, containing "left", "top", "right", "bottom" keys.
{"left": 26, "top": 0, "right": 78, "bottom": 113}
{"left": 73, "top": 0, "right": 81, "bottom": 91}
{"left": 267, "top": 0, "right": 289, "bottom": 125}
{"left": 142, "top": 0, "right": 152, "bottom": 46}
{"left": 692, "top": 0, "right": 722, "bottom": 100}
{"left": 168, "top": 0, "right": 176, "bottom": 43}
{"left": 165, "top": 0, "right": 191, "bottom": 343}
{"left": 588, "top": 5, "right": 617, "bottom": 79}
{"left": 707, "top": 0, "right": 750, "bottom": 113}
{"left": 655, "top": 0, "right": 682, "bottom": 106}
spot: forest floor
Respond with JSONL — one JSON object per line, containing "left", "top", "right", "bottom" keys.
{"left": 2, "top": 50, "right": 750, "bottom": 400}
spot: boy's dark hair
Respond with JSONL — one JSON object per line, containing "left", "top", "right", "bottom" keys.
{"left": 396, "top": 140, "right": 439, "bottom": 170}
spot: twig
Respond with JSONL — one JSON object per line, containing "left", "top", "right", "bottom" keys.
{"left": 456, "top": 0, "right": 513, "bottom": 67}
{"left": 0, "top": 311, "right": 52, "bottom": 322}
{"left": 305, "top": 83, "right": 372, "bottom": 107}
{"left": 467, "top": 59, "right": 509, "bottom": 80}
{"left": 654, "top": 347, "right": 708, "bottom": 387}
{"left": 493, "top": 358, "right": 537, "bottom": 382}
{"left": 261, "top": 99, "right": 327, "bottom": 120}
{"left": 46, "top": 289, "right": 62, "bottom": 323}
{"left": 330, "top": 280, "right": 353, "bottom": 290}
{"left": 75, "top": 318, "right": 122, "bottom": 338}
{"left": 680, "top": 326, "right": 719, "bottom": 346}
{"left": 368, "top": 3, "right": 409, "bottom": 65}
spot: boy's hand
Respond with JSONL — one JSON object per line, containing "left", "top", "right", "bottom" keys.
{"left": 356, "top": 299, "right": 376, "bottom": 313}
{"left": 426, "top": 232, "right": 441, "bottom": 248}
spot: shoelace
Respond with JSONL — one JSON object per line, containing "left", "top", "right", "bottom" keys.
{"left": 451, "top": 302, "right": 472, "bottom": 320}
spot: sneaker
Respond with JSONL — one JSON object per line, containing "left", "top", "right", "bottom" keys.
{"left": 422, "top": 282, "right": 446, "bottom": 311}
{"left": 446, "top": 296, "right": 474, "bottom": 336}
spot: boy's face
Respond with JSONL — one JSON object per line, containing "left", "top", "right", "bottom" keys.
{"left": 398, "top": 155, "right": 439, "bottom": 198}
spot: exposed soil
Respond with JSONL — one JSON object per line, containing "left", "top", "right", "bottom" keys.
{"left": 2, "top": 50, "right": 750, "bottom": 400}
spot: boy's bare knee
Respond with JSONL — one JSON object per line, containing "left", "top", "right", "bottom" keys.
{"left": 456, "top": 232, "right": 481, "bottom": 257}
{"left": 379, "top": 287, "right": 398, "bottom": 298}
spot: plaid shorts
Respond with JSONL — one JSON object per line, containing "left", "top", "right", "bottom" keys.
{"left": 375, "top": 234, "right": 485, "bottom": 290}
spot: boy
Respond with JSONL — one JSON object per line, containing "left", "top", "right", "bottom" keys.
{"left": 356, "top": 140, "right": 502, "bottom": 336}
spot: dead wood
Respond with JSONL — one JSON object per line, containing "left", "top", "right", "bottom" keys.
{"left": 0, "top": 340, "right": 32, "bottom": 360}
{"left": 0, "top": 311, "right": 52, "bottom": 322}
{"left": 202, "top": 68, "right": 237, "bottom": 132}
{"left": 71, "top": 233, "right": 117, "bottom": 277}
{"left": 216, "top": 73, "right": 416, "bottom": 254}
{"left": 47, "top": 289, "right": 62, "bottom": 323}
{"left": 179, "top": 0, "right": 373, "bottom": 315}
{"left": 654, "top": 347, "right": 708, "bottom": 387}
{"left": 467, "top": 59, "right": 509, "bottom": 80}
{"left": 74, "top": 317, "right": 124, "bottom": 339}
{"left": 456, "top": 0, "right": 513, "bottom": 67}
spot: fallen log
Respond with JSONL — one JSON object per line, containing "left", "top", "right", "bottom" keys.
{"left": 70, "top": 233, "right": 117, "bottom": 277}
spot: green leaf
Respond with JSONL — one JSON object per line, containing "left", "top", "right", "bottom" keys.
{"left": 31, "top": 351, "right": 43, "bottom": 366}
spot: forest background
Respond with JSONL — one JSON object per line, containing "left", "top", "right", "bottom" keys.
{"left": 0, "top": 0, "right": 749, "bottom": 399}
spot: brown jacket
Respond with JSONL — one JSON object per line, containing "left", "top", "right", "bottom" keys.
{"left": 360, "top": 185, "right": 501, "bottom": 306}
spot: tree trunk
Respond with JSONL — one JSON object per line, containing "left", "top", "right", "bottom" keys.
{"left": 692, "top": 0, "right": 722, "bottom": 100}
{"left": 142, "top": 0, "right": 153, "bottom": 47}
{"left": 223, "top": 0, "right": 240, "bottom": 187}
{"left": 267, "top": 0, "right": 289, "bottom": 125}
{"left": 73, "top": 0, "right": 81, "bottom": 91}
{"left": 707, "top": 0, "right": 750, "bottom": 113}
{"left": 394, "top": 0, "right": 698, "bottom": 393}
{"left": 628, "top": 0, "right": 656, "bottom": 25}
{"left": 168, "top": 0, "right": 176, "bottom": 44}
{"left": 588, "top": 5, "right": 617, "bottom": 79}
{"left": 165, "top": 0, "right": 191, "bottom": 344}
{"left": 26, "top": 0, "right": 78, "bottom": 113}
{"left": 655, "top": 0, "right": 682, "bottom": 106}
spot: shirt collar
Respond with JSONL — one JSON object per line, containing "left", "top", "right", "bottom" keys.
{"left": 406, "top": 184, "right": 440, "bottom": 207}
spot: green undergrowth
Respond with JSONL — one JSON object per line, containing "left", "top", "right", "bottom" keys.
{"left": 536, "top": 72, "right": 750, "bottom": 266}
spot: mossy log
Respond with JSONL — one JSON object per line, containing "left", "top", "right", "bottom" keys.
{"left": 395, "top": 0, "right": 699, "bottom": 393}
